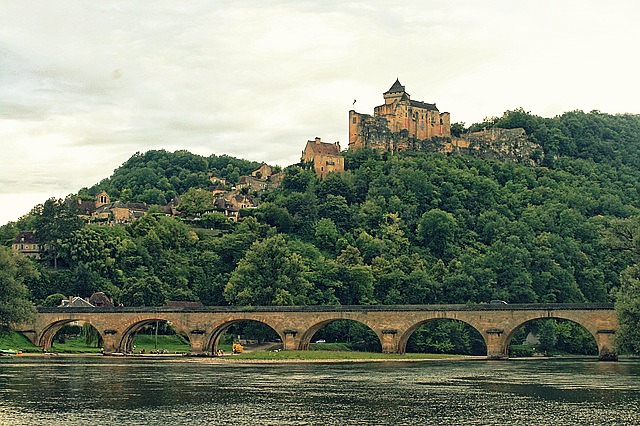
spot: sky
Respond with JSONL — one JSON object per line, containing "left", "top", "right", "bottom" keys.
{"left": 1, "top": 1, "right": 639, "bottom": 225}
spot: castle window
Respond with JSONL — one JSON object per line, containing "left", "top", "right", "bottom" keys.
{"left": 352, "top": 117, "right": 356, "bottom": 123}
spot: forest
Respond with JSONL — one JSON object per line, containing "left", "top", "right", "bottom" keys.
{"left": 1, "top": 109, "right": 639, "bottom": 354}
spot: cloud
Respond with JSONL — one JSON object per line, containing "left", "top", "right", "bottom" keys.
{"left": 0, "top": 0, "right": 639, "bottom": 224}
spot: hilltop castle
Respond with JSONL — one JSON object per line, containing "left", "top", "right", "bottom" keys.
{"left": 347, "top": 79, "right": 541, "bottom": 164}
{"left": 349, "top": 79, "right": 451, "bottom": 151}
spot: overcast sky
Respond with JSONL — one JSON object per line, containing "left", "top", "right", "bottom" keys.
{"left": 1, "top": 1, "right": 639, "bottom": 225}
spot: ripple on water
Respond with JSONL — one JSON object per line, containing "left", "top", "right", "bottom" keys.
{"left": 0, "top": 358, "right": 639, "bottom": 425}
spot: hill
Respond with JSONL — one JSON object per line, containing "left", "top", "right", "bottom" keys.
{"left": 1, "top": 109, "right": 638, "bottom": 310}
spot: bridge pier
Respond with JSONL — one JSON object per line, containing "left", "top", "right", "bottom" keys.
{"left": 485, "top": 329, "right": 508, "bottom": 360}
{"left": 381, "top": 329, "right": 399, "bottom": 354}
{"left": 188, "top": 330, "right": 208, "bottom": 355}
{"left": 101, "top": 332, "right": 119, "bottom": 355}
{"left": 596, "top": 330, "right": 618, "bottom": 361}
{"left": 283, "top": 329, "right": 299, "bottom": 350}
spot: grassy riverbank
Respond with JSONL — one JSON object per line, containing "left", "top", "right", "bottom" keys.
{"left": 230, "top": 350, "right": 472, "bottom": 361}
{"left": 0, "top": 330, "right": 41, "bottom": 353}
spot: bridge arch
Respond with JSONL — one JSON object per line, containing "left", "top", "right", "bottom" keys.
{"left": 503, "top": 316, "right": 598, "bottom": 358}
{"left": 38, "top": 318, "right": 104, "bottom": 351}
{"left": 397, "top": 318, "right": 486, "bottom": 355}
{"left": 298, "top": 318, "right": 382, "bottom": 351}
{"left": 205, "top": 319, "right": 283, "bottom": 354}
{"left": 117, "top": 317, "right": 191, "bottom": 354}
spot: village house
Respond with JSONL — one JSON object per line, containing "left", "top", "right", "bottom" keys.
{"left": 59, "top": 296, "right": 95, "bottom": 308}
{"left": 77, "top": 191, "right": 151, "bottom": 224}
{"left": 213, "top": 192, "right": 256, "bottom": 222}
{"left": 251, "top": 162, "right": 273, "bottom": 179}
{"left": 237, "top": 162, "right": 283, "bottom": 192}
{"left": 301, "top": 137, "right": 344, "bottom": 178}
{"left": 237, "top": 175, "right": 269, "bottom": 192}
{"left": 11, "top": 231, "right": 41, "bottom": 259}
{"left": 58, "top": 292, "right": 114, "bottom": 308}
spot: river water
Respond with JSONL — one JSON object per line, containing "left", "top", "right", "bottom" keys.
{"left": 1, "top": 356, "right": 639, "bottom": 425}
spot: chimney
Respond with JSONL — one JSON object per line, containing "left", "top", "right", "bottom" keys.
{"left": 335, "top": 142, "right": 341, "bottom": 150}
{"left": 315, "top": 137, "right": 321, "bottom": 144}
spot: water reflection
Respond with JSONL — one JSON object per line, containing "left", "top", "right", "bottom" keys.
{"left": 1, "top": 357, "right": 639, "bottom": 425}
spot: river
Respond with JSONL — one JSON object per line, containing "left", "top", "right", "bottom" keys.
{"left": 1, "top": 356, "right": 639, "bottom": 425}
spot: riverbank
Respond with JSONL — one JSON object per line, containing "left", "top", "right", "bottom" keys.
{"left": 6, "top": 350, "right": 482, "bottom": 363}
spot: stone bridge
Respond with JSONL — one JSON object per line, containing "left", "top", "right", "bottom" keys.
{"left": 14, "top": 303, "right": 618, "bottom": 360}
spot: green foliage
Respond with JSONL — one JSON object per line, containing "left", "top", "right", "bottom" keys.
{"left": 406, "top": 320, "right": 486, "bottom": 355}
{"left": 0, "top": 329, "right": 41, "bottom": 352}
{"left": 0, "top": 247, "right": 37, "bottom": 325}
{"left": 509, "top": 319, "right": 598, "bottom": 356}
{"left": 32, "top": 198, "right": 84, "bottom": 268}
{"left": 615, "top": 265, "right": 640, "bottom": 354}
{"left": 82, "top": 322, "right": 102, "bottom": 347}
{"left": 42, "top": 293, "right": 66, "bottom": 307}
{"left": 178, "top": 188, "right": 216, "bottom": 216}
{"left": 80, "top": 150, "right": 259, "bottom": 202}
{"left": 509, "top": 344, "right": 535, "bottom": 357}
{"left": 224, "top": 234, "right": 312, "bottom": 305}
{"left": 311, "top": 320, "right": 381, "bottom": 352}
{"left": 7, "top": 109, "right": 640, "bottom": 357}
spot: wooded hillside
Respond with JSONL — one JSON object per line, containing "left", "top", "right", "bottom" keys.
{"left": 2, "top": 110, "right": 639, "bottom": 311}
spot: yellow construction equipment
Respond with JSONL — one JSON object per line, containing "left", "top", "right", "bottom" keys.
{"left": 232, "top": 342, "right": 244, "bottom": 354}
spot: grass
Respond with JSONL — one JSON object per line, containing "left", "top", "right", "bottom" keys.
{"left": 231, "top": 349, "right": 471, "bottom": 361}
{"left": 0, "top": 330, "right": 473, "bottom": 360}
{"left": 131, "top": 334, "right": 191, "bottom": 353}
{"left": 0, "top": 330, "right": 42, "bottom": 353}
{"left": 51, "top": 336, "right": 103, "bottom": 353}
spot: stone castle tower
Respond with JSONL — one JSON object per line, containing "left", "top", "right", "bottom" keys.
{"left": 349, "top": 79, "right": 451, "bottom": 151}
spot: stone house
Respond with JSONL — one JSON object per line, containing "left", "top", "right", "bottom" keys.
{"left": 89, "top": 291, "right": 114, "bottom": 307}
{"left": 213, "top": 192, "right": 256, "bottom": 222}
{"left": 301, "top": 137, "right": 344, "bottom": 178}
{"left": 78, "top": 191, "right": 150, "bottom": 224}
{"left": 11, "top": 231, "right": 41, "bottom": 259}
{"left": 237, "top": 175, "right": 270, "bottom": 192}
{"left": 251, "top": 162, "right": 273, "bottom": 180}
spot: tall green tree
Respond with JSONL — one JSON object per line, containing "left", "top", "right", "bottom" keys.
{"left": 615, "top": 265, "right": 640, "bottom": 353}
{"left": 224, "top": 234, "right": 312, "bottom": 305}
{"left": 33, "top": 198, "right": 84, "bottom": 268}
{"left": 0, "top": 247, "right": 37, "bottom": 326}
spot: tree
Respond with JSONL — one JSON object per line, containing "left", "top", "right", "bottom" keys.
{"left": 224, "top": 234, "right": 312, "bottom": 305}
{"left": 0, "top": 247, "right": 37, "bottom": 326}
{"left": 121, "top": 275, "right": 167, "bottom": 307}
{"left": 33, "top": 198, "right": 84, "bottom": 268}
{"left": 450, "top": 122, "right": 466, "bottom": 137}
{"left": 417, "top": 209, "right": 458, "bottom": 259}
{"left": 42, "top": 293, "right": 66, "bottom": 307}
{"left": 314, "top": 218, "right": 339, "bottom": 251}
{"left": 606, "top": 217, "right": 640, "bottom": 352}
{"left": 178, "top": 188, "right": 216, "bottom": 216}
{"left": 200, "top": 212, "right": 233, "bottom": 230}
{"left": 615, "top": 265, "right": 640, "bottom": 354}
{"left": 537, "top": 320, "right": 558, "bottom": 355}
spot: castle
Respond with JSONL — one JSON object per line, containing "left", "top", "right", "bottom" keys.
{"left": 347, "top": 79, "right": 541, "bottom": 164}
{"left": 349, "top": 79, "right": 451, "bottom": 151}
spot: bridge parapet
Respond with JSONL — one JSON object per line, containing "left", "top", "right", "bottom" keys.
{"left": 36, "top": 302, "right": 615, "bottom": 314}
